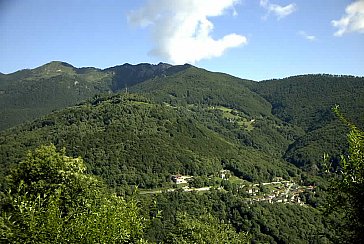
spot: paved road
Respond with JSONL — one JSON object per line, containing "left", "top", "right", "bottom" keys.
{"left": 253, "top": 181, "right": 290, "bottom": 186}
{"left": 139, "top": 181, "right": 294, "bottom": 196}
{"left": 139, "top": 186, "right": 217, "bottom": 194}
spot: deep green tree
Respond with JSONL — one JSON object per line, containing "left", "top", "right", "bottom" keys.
{"left": 0, "top": 145, "right": 147, "bottom": 243}
{"left": 167, "top": 212, "right": 249, "bottom": 244}
{"left": 327, "top": 106, "right": 364, "bottom": 243}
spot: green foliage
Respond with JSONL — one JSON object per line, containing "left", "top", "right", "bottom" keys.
{"left": 0, "top": 62, "right": 112, "bottom": 131}
{"left": 167, "top": 212, "right": 249, "bottom": 244}
{"left": 0, "top": 93, "right": 298, "bottom": 192}
{"left": 2, "top": 63, "right": 364, "bottom": 243}
{"left": 2, "top": 63, "right": 364, "bottom": 176}
{"left": 0, "top": 145, "right": 146, "bottom": 243}
{"left": 254, "top": 74, "right": 364, "bottom": 170}
{"left": 326, "top": 106, "right": 364, "bottom": 243}
{"left": 7, "top": 145, "right": 99, "bottom": 199}
{"left": 0, "top": 62, "right": 178, "bottom": 131}
{"left": 3, "top": 63, "right": 363, "bottom": 177}
{"left": 139, "top": 190, "right": 335, "bottom": 243}
{"left": 284, "top": 121, "right": 348, "bottom": 169}
{"left": 131, "top": 66, "right": 270, "bottom": 117}
{"left": 254, "top": 74, "right": 364, "bottom": 130}
{"left": 105, "top": 62, "right": 176, "bottom": 91}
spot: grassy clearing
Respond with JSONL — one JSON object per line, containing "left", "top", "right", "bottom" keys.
{"left": 228, "top": 176, "right": 248, "bottom": 185}
{"left": 211, "top": 106, "right": 255, "bottom": 131}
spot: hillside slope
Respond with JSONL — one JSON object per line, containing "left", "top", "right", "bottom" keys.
{"left": 0, "top": 65, "right": 361, "bottom": 243}
{"left": 0, "top": 61, "right": 185, "bottom": 130}
{"left": 2, "top": 62, "right": 363, "bottom": 173}
{"left": 253, "top": 74, "right": 364, "bottom": 169}
{"left": 0, "top": 93, "right": 299, "bottom": 192}
{"left": 253, "top": 74, "right": 364, "bottom": 130}
{"left": 131, "top": 66, "right": 270, "bottom": 117}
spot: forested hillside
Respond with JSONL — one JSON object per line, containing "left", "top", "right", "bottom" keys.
{"left": 0, "top": 92, "right": 332, "bottom": 243}
{"left": 1, "top": 62, "right": 363, "bottom": 242}
{"left": 0, "top": 61, "right": 111, "bottom": 130}
{"left": 253, "top": 74, "right": 364, "bottom": 169}
{"left": 0, "top": 61, "right": 185, "bottom": 130}
{"left": 0, "top": 93, "right": 299, "bottom": 193}
{"left": 130, "top": 66, "right": 270, "bottom": 117}
{"left": 253, "top": 74, "right": 364, "bottom": 130}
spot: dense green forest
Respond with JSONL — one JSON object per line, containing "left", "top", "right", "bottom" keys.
{"left": 0, "top": 61, "right": 184, "bottom": 130}
{"left": 253, "top": 74, "right": 364, "bottom": 169}
{"left": 253, "top": 74, "right": 364, "bottom": 130}
{"left": 1, "top": 62, "right": 364, "bottom": 242}
{"left": 0, "top": 93, "right": 300, "bottom": 193}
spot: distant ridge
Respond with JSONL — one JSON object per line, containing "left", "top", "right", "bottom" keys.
{"left": 0, "top": 61, "right": 188, "bottom": 130}
{"left": 104, "top": 62, "right": 176, "bottom": 91}
{"left": 1, "top": 61, "right": 364, "bottom": 172}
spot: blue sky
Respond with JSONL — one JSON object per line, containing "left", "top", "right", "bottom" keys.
{"left": 1, "top": 0, "right": 363, "bottom": 81}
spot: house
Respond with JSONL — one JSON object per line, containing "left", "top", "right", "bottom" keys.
{"left": 219, "top": 169, "right": 231, "bottom": 179}
{"left": 171, "top": 175, "right": 184, "bottom": 184}
{"left": 247, "top": 187, "right": 259, "bottom": 195}
{"left": 171, "top": 175, "right": 192, "bottom": 184}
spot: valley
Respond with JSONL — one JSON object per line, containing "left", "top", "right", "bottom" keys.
{"left": 0, "top": 61, "right": 363, "bottom": 243}
{"left": 140, "top": 171, "right": 314, "bottom": 207}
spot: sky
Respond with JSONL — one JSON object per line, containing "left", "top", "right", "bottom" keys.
{"left": 0, "top": 0, "right": 363, "bottom": 81}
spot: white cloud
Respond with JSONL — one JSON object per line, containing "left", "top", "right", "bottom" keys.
{"left": 128, "top": 0, "right": 247, "bottom": 65}
{"left": 332, "top": 0, "right": 364, "bottom": 36}
{"left": 260, "top": 0, "right": 297, "bottom": 20}
{"left": 298, "top": 31, "right": 316, "bottom": 41}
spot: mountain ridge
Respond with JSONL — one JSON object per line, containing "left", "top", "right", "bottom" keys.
{"left": 0, "top": 61, "right": 190, "bottom": 130}
{"left": 1, "top": 61, "right": 362, "bottom": 243}
{"left": 1, "top": 61, "right": 363, "bottom": 173}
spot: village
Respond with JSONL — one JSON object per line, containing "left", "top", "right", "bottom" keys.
{"left": 140, "top": 170, "right": 316, "bottom": 206}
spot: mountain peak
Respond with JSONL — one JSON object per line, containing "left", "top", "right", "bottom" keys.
{"left": 42, "top": 61, "right": 75, "bottom": 69}
{"left": 34, "top": 61, "right": 76, "bottom": 76}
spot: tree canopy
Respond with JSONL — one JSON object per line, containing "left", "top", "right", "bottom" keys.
{"left": 0, "top": 145, "right": 147, "bottom": 243}
{"left": 326, "top": 107, "right": 364, "bottom": 243}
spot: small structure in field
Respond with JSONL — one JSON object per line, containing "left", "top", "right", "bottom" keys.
{"left": 219, "top": 169, "right": 231, "bottom": 179}
{"left": 171, "top": 175, "right": 193, "bottom": 184}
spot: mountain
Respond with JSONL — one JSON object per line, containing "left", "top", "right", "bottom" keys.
{"left": 253, "top": 74, "right": 364, "bottom": 169}
{"left": 0, "top": 61, "right": 185, "bottom": 131}
{"left": 1, "top": 62, "right": 363, "bottom": 243}
{"left": 0, "top": 93, "right": 299, "bottom": 192}
{"left": 1, "top": 62, "right": 363, "bottom": 173}
{"left": 105, "top": 62, "right": 175, "bottom": 91}
{"left": 253, "top": 74, "right": 364, "bottom": 130}
{"left": 130, "top": 66, "right": 307, "bottom": 157}
{"left": 130, "top": 65, "right": 270, "bottom": 116}
{"left": 0, "top": 62, "right": 109, "bottom": 130}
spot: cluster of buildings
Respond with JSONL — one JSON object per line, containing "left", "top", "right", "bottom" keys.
{"left": 244, "top": 182, "right": 315, "bottom": 205}
{"left": 169, "top": 171, "right": 315, "bottom": 206}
